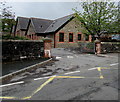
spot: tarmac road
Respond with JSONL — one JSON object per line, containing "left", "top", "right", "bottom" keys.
{"left": 0, "top": 48, "right": 119, "bottom": 101}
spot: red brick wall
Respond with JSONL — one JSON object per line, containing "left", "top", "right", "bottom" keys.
{"left": 44, "top": 39, "right": 52, "bottom": 58}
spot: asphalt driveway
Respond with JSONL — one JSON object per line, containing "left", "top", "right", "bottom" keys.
{"left": 0, "top": 48, "right": 119, "bottom": 101}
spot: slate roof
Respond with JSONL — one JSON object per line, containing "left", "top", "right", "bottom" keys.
{"left": 45, "top": 14, "right": 74, "bottom": 33}
{"left": 31, "top": 18, "right": 53, "bottom": 33}
{"left": 17, "top": 17, "right": 29, "bottom": 30}
{"left": 16, "top": 14, "right": 74, "bottom": 34}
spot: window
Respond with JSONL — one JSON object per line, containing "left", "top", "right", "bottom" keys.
{"left": 59, "top": 33, "right": 64, "bottom": 42}
{"left": 29, "top": 35, "right": 31, "bottom": 39}
{"left": 78, "top": 34, "right": 81, "bottom": 40}
{"left": 69, "top": 33, "right": 73, "bottom": 42}
{"left": 85, "top": 35, "right": 89, "bottom": 41}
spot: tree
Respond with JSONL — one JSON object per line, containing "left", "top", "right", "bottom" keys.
{"left": 0, "top": 1, "right": 15, "bottom": 33}
{"left": 73, "top": 1, "right": 119, "bottom": 40}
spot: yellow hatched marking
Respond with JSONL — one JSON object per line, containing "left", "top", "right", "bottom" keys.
{"left": 22, "top": 76, "right": 55, "bottom": 100}
{"left": 1, "top": 72, "right": 107, "bottom": 100}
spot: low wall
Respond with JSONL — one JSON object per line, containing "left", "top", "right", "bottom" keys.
{"left": 2, "top": 40, "right": 44, "bottom": 62}
{"left": 101, "top": 42, "right": 120, "bottom": 53}
{"left": 79, "top": 42, "right": 95, "bottom": 53}
{"left": 65, "top": 42, "right": 95, "bottom": 54}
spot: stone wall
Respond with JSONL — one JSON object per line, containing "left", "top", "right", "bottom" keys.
{"left": 101, "top": 42, "right": 120, "bottom": 53}
{"left": 2, "top": 40, "right": 44, "bottom": 62}
{"left": 55, "top": 17, "right": 92, "bottom": 48}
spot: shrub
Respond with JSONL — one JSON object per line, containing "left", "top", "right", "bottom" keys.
{"left": 2, "top": 34, "right": 30, "bottom": 40}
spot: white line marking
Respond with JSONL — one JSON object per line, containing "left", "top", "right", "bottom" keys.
{"left": 67, "top": 56, "right": 74, "bottom": 58}
{"left": 34, "top": 75, "right": 57, "bottom": 81}
{"left": 110, "top": 63, "right": 118, "bottom": 66}
{"left": 56, "top": 57, "right": 62, "bottom": 59}
{"left": 74, "top": 55, "right": 78, "bottom": 57}
{"left": 64, "top": 71, "right": 80, "bottom": 75}
{"left": 88, "top": 67, "right": 98, "bottom": 71}
{"left": 0, "top": 81, "right": 24, "bottom": 88}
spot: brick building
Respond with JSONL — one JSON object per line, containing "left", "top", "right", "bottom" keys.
{"left": 13, "top": 14, "right": 92, "bottom": 48}
{"left": 13, "top": 17, "right": 29, "bottom": 37}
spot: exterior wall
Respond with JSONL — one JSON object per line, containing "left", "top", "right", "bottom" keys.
{"left": 20, "top": 31, "right": 26, "bottom": 37}
{"left": 55, "top": 17, "right": 92, "bottom": 48}
{"left": 15, "top": 23, "right": 26, "bottom": 37}
{"left": 15, "top": 23, "right": 20, "bottom": 36}
{"left": 26, "top": 22, "right": 43, "bottom": 40}
{"left": 46, "top": 34, "right": 54, "bottom": 48}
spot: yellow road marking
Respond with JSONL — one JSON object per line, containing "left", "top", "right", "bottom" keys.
{"left": 22, "top": 75, "right": 102, "bottom": 100}
{"left": 101, "top": 67, "right": 118, "bottom": 70}
{"left": 22, "top": 96, "right": 32, "bottom": 100}
{"left": 56, "top": 76, "right": 85, "bottom": 79}
{"left": 1, "top": 71, "right": 108, "bottom": 100}
{"left": 0, "top": 96, "right": 16, "bottom": 99}
{"left": 100, "top": 76, "right": 104, "bottom": 79}
{"left": 97, "top": 67, "right": 101, "bottom": 71}
{"left": 22, "top": 76, "right": 56, "bottom": 100}
{"left": 97, "top": 67, "right": 104, "bottom": 79}
{"left": 101, "top": 67, "right": 110, "bottom": 69}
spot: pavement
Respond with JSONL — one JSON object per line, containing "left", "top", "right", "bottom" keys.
{"left": 0, "top": 48, "right": 119, "bottom": 101}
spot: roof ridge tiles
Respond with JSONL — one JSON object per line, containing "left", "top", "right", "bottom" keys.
{"left": 30, "top": 17, "right": 53, "bottom": 21}
{"left": 54, "top": 13, "right": 74, "bottom": 20}
{"left": 17, "top": 16, "right": 30, "bottom": 19}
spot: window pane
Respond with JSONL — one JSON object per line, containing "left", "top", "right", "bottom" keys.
{"left": 69, "top": 33, "right": 73, "bottom": 42}
{"left": 59, "top": 33, "right": 64, "bottom": 42}
{"left": 78, "top": 34, "right": 81, "bottom": 40}
{"left": 85, "top": 35, "right": 89, "bottom": 41}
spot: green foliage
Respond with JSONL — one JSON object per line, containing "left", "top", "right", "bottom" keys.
{"left": 2, "top": 18, "right": 15, "bottom": 32}
{"left": 73, "top": 2, "right": 119, "bottom": 39}
{"left": 0, "top": 1, "right": 16, "bottom": 33}
{"left": 2, "top": 34, "right": 29, "bottom": 40}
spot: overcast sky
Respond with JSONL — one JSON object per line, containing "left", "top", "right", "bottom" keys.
{"left": 6, "top": 2, "right": 82, "bottom": 20}
{"left": 6, "top": 1, "right": 119, "bottom": 20}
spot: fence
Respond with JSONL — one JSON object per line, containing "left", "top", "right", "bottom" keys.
{"left": 2, "top": 40, "right": 44, "bottom": 62}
